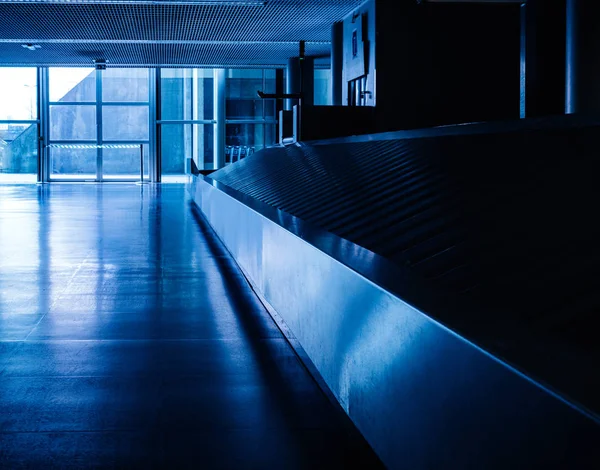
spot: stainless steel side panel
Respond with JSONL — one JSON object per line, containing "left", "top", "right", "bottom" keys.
{"left": 189, "top": 175, "right": 600, "bottom": 469}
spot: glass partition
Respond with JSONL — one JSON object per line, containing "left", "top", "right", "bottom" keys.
{"left": 49, "top": 68, "right": 96, "bottom": 102}
{"left": 103, "top": 145, "right": 149, "bottom": 180}
{"left": 49, "top": 147, "right": 97, "bottom": 180}
{"left": 0, "top": 68, "right": 38, "bottom": 183}
{"left": 315, "top": 69, "right": 332, "bottom": 106}
{"left": 160, "top": 69, "right": 214, "bottom": 121}
{"left": 102, "top": 68, "right": 149, "bottom": 102}
{"left": 49, "top": 105, "right": 97, "bottom": 140}
{"left": 159, "top": 69, "right": 215, "bottom": 178}
{"left": 2, "top": 65, "right": 285, "bottom": 182}
{"left": 102, "top": 106, "right": 149, "bottom": 141}
{"left": 0, "top": 68, "right": 37, "bottom": 121}
{"left": 225, "top": 68, "right": 277, "bottom": 165}
{"left": 161, "top": 124, "right": 213, "bottom": 175}
{"left": 0, "top": 123, "right": 37, "bottom": 182}
{"left": 48, "top": 67, "right": 149, "bottom": 181}
{"left": 48, "top": 67, "right": 97, "bottom": 180}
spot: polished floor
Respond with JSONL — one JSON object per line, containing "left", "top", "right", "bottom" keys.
{"left": 0, "top": 184, "right": 380, "bottom": 469}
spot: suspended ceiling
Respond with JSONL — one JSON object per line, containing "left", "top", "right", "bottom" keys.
{"left": 0, "top": 0, "right": 365, "bottom": 67}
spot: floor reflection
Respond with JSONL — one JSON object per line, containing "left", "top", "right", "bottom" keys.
{"left": 0, "top": 183, "right": 381, "bottom": 468}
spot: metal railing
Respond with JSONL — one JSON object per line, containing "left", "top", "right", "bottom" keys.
{"left": 225, "top": 145, "right": 255, "bottom": 164}
{"left": 46, "top": 143, "right": 146, "bottom": 182}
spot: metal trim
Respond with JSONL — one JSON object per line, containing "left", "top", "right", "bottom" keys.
{"left": 95, "top": 68, "right": 102, "bottom": 181}
{"left": 155, "top": 67, "right": 162, "bottom": 182}
{"left": 99, "top": 101, "right": 150, "bottom": 106}
{"left": 148, "top": 67, "right": 158, "bottom": 183}
{"left": 39, "top": 67, "right": 50, "bottom": 182}
{"left": 214, "top": 68, "right": 226, "bottom": 169}
{"left": 35, "top": 67, "right": 43, "bottom": 183}
{"left": 158, "top": 119, "right": 216, "bottom": 124}
{"left": 224, "top": 119, "right": 277, "bottom": 124}
{"left": 46, "top": 140, "right": 98, "bottom": 144}
{"left": 48, "top": 102, "right": 96, "bottom": 106}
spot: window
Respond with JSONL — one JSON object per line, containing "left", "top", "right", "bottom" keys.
{"left": 0, "top": 68, "right": 38, "bottom": 182}
{"left": 3, "top": 66, "right": 286, "bottom": 183}
{"left": 49, "top": 68, "right": 96, "bottom": 102}
{"left": 159, "top": 69, "right": 215, "bottom": 176}
{"left": 225, "top": 69, "right": 277, "bottom": 163}
{"left": 102, "top": 106, "right": 149, "bottom": 141}
{"left": 48, "top": 67, "right": 150, "bottom": 180}
{"left": 49, "top": 105, "right": 97, "bottom": 140}
{"left": 315, "top": 69, "right": 332, "bottom": 106}
{"left": 160, "top": 69, "right": 214, "bottom": 121}
{"left": 102, "top": 68, "right": 149, "bottom": 102}
{"left": 161, "top": 124, "right": 214, "bottom": 175}
{"left": 0, "top": 123, "right": 38, "bottom": 181}
{"left": 0, "top": 68, "right": 37, "bottom": 121}
{"left": 103, "top": 145, "right": 149, "bottom": 179}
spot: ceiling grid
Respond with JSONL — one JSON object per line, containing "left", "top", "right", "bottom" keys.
{"left": 0, "top": 0, "right": 364, "bottom": 67}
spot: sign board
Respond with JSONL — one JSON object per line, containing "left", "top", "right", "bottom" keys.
{"left": 344, "top": 11, "right": 368, "bottom": 82}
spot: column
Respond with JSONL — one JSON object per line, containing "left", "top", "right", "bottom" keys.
{"left": 148, "top": 68, "right": 158, "bottom": 182}
{"left": 521, "top": 0, "right": 567, "bottom": 118}
{"left": 213, "top": 68, "right": 226, "bottom": 170}
{"left": 566, "top": 0, "right": 600, "bottom": 113}
{"left": 285, "top": 56, "right": 315, "bottom": 111}
{"left": 331, "top": 21, "right": 344, "bottom": 106}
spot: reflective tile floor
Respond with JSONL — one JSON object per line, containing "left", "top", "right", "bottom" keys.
{"left": 0, "top": 184, "right": 381, "bottom": 469}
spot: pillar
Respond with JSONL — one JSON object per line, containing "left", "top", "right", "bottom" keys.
{"left": 285, "top": 56, "right": 315, "bottom": 111}
{"left": 331, "top": 21, "right": 344, "bottom": 106}
{"left": 213, "top": 68, "right": 226, "bottom": 169}
{"left": 566, "top": 0, "right": 600, "bottom": 114}
{"left": 521, "top": 0, "right": 566, "bottom": 118}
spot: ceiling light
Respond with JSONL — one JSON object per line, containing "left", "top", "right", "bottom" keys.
{"left": 21, "top": 44, "right": 42, "bottom": 51}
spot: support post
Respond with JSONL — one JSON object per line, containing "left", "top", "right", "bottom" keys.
{"left": 286, "top": 57, "right": 315, "bottom": 111}
{"left": 38, "top": 67, "right": 49, "bottom": 183}
{"left": 214, "top": 69, "right": 226, "bottom": 170}
{"left": 331, "top": 21, "right": 344, "bottom": 106}
{"left": 566, "top": 0, "right": 600, "bottom": 114}
{"left": 149, "top": 67, "right": 158, "bottom": 182}
{"left": 140, "top": 144, "right": 144, "bottom": 183}
{"left": 521, "top": 0, "right": 566, "bottom": 118}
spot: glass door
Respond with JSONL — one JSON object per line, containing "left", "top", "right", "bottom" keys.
{"left": 101, "top": 68, "right": 150, "bottom": 181}
{"left": 48, "top": 68, "right": 97, "bottom": 180}
{"left": 47, "top": 68, "right": 149, "bottom": 181}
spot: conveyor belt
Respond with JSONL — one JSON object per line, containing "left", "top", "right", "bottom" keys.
{"left": 210, "top": 118, "right": 600, "bottom": 416}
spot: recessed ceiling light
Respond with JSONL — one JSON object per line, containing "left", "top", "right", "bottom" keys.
{"left": 21, "top": 44, "right": 42, "bottom": 51}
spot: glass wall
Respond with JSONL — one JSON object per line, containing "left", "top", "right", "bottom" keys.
{"left": 160, "top": 124, "right": 213, "bottom": 175}
{"left": 101, "top": 68, "right": 150, "bottom": 180}
{"left": 159, "top": 69, "right": 215, "bottom": 177}
{"left": 0, "top": 68, "right": 38, "bottom": 182}
{"left": 47, "top": 68, "right": 149, "bottom": 180}
{"left": 225, "top": 69, "right": 276, "bottom": 164}
{"left": 315, "top": 69, "right": 332, "bottom": 106}
{"left": 1, "top": 66, "right": 282, "bottom": 183}
{"left": 48, "top": 68, "right": 97, "bottom": 179}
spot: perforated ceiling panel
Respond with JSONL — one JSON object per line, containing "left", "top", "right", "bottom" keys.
{"left": 0, "top": 0, "right": 364, "bottom": 66}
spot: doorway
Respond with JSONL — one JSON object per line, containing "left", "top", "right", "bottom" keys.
{"left": 46, "top": 68, "right": 150, "bottom": 182}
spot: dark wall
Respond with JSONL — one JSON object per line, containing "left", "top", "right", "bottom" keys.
{"left": 566, "top": 0, "right": 600, "bottom": 114}
{"left": 375, "top": 1, "right": 521, "bottom": 131}
{"left": 523, "top": 0, "right": 567, "bottom": 118}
